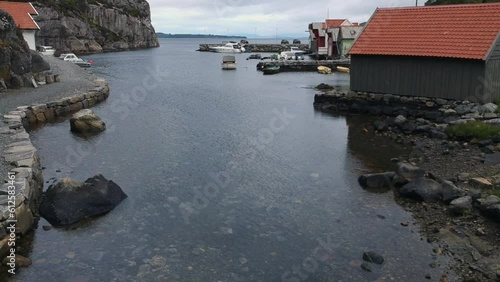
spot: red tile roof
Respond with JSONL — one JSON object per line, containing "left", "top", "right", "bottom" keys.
{"left": 325, "top": 19, "right": 348, "bottom": 28}
{"left": 349, "top": 3, "right": 500, "bottom": 60}
{"left": 0, "top": 1, "right": 39, "bottom": 30}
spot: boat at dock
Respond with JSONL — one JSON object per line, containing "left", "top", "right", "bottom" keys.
{"left": 246, "top": 54, "right": 261, "bottom": 60}
{"left": 336, "top": 66, "right": 350, "bottom": 73}
{"left": 222, "top": 55, "right": 237, "bottom": 70}
{"left": 262, "top": 64, "right": 280, "bottom": 75}
{"left": 209, "top": 42, "right": 246, "bottom": 53}
{"left": 280, "top": 47, "right": 305, "bottom": 60}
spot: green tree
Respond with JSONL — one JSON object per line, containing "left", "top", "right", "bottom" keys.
{"left": 425, "top": 0, "right": 500, "bottom": 5}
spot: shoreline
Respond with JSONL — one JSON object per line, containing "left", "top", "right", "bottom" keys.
{"left": 316, "top": 91, "right": 500, "bottom": 281}
{"left": 0, "top": 57, "right": 110, "bottom": 265}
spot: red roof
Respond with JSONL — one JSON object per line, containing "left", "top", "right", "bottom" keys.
{"left": 325, "top": 19, "right": 348, "bottom": 28}
{"left": 0, "top": 1, "right": 39, "bottom": 30}
{"left": 349, "top": 3, "right": 500, "bottom": 60}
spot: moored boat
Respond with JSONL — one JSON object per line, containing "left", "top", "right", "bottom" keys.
{"left": 222, "top": 55, "right": 237, "bottom": 70}
{"left": 336, "top": 66, "right": 350, "bottom": 73}
{"left": 317, "top": 66, "right": 332, "bottom": 74}
{"left": 210, "top": 42, "right": 246, "bottom": 53}
{"left": 262, "top": 64, "right": 280, "bottom": 75}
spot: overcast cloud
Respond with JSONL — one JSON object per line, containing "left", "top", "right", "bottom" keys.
{"left": 148, "top": 0, "right": 422, "bottom": 36}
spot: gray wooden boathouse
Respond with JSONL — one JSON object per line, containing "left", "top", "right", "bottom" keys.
{"left": 349, "top": 3, "right": 500, "bottom": 103}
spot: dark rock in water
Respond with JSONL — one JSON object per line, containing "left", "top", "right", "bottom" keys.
{"left": 2, "top": 255, "right": 31, "bottom": 267}
{"left": 441, "top": 180, "right": 464, "bottom": 203}
{"left": 39, "top": 174, "right": 127, "bottom": 226}
{"left": 400, "top": 177, "right": 442, "bottom": 202}
{"left": 358, "top": 172, "right": 395, "bottom": 190}
{"left": 362, "top": 251, "right": 384, "bottom": 265}
{"left": 397, "top": 162, "right": 425, "bottom": 181}
{"left": 315, "top": 83, "right": 334, "bottom": 90}
{"left": 70, "top": 109, "right": 106, "bottom": 134}
{"left": 360, "top": 262, "right": 372, "bottom": 272}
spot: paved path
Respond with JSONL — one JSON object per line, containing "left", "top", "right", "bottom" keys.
{"left": 1, "top": 56, "right": 99, "bottom": 182}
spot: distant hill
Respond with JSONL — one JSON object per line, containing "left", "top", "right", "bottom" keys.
{"left": 157, "top": 33, "right": 247, "bottom": 39}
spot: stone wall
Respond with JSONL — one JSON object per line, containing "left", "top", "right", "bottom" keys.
{"left": 198, "top": 44, "right": 309, "bottom": 53}
{"left": 314, "top": 91, "right": 499, "bottom": 124}
{"left": 0, "top": 80, "right": 110, "bottom": 259}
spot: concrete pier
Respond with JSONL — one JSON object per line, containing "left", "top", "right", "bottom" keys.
{"left": 198, "top": 44, "right": 309, "bottom": 53}
{"left": 256, "top": 60, "right": 351, "bottom": 72}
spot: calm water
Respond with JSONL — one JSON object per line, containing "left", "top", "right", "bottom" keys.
{"left": 6, "top": 39, "right": 452, "bottom": 281}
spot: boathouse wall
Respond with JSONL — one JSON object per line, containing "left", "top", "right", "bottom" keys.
{"left": 349, "top": 55, "right": 498, "bottom": 102}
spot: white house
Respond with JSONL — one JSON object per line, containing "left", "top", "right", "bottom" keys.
{"left": 0, "top": 1, "right": 40, "bottom": 50}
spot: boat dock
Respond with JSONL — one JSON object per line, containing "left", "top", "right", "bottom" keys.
{"left": 198, "top": 44, "right": 309, "bottom": 53}
{"left": 256, "top": 60, "right": 351, "bottom": 72}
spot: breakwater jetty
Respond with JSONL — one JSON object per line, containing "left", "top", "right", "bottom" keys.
{"left": 257, "top": 60, "right": 351, "bottom": 72}
{"left": 198, "top": 44, "right": 309, "bottom": 53}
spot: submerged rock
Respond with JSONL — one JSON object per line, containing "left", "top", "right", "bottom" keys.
{"left": 315, "top": 83, "right": 334, "bottom": 90}
{"left": 39, "top": 174, "right": 127, "bottom": 226}
{"left": 70, "top": 109, "right": 106, "bottom": 134}
{"left": 362, "top": 251, "right": 384, "bottom": 265}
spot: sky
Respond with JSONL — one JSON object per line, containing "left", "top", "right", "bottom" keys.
{"left": 148, "top": 0, "right": 423, "bottom": 37}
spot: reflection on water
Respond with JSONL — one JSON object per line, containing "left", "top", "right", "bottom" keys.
{"left": 2, "top": 39, "right": 453, "bottom": 281}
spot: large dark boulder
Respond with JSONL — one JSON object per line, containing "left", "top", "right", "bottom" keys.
{"left": 30, "top": 51, "right": 50, "bottom": 73}
{"left": 358, "top": 172, "right": 395, "bottom": 191}
{"left": 39, "top": 174, "right": 127, "bottom": 226}
{"left": 399, "top": 177, "right": 442, "bottom": 202}
{"left": 70, "top": 109, "right": 106, "bottom": 134}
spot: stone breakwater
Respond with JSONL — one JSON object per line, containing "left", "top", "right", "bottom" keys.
{"left": 198, "top": 44, "right": 309, "bottom": 53}
{"left": 0, "top": 80, "right": 110, "bottom": 260}
{"left": 314, "top": 91, "right": 500, "bottom": 142}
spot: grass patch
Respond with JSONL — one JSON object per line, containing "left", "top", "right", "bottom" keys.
{"left": 490, "top": 187, "right": 500, "bottom": 198}
{"left": 446, "top": 121, "right": 500, "bottom": 141}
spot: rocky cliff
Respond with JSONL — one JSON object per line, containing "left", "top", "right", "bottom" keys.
{"left": 0, "top": 10, "right": 49, "bottom": 89}
{"left": 33, "top": 0, "right": 159, "bottom": 53}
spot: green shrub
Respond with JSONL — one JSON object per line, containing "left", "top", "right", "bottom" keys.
{"left": 446, "top": 121, "right": 500, "bottom": 141}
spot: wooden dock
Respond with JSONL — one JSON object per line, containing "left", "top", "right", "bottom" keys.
{"left": 256, "top": 60, "right": 351, "bottom": 72}
{"left": 198, "top": 44, "right": 309, "bottom": 53}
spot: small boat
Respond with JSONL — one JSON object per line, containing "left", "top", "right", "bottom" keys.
{"left": 246, "top": 54, "right": 261, "bottom": 60}
{"left": 59, "top": 53, "right": 93, "bottom": 68}
{"left": 37, "top": 45, "right": 56, "bottom": 56}
{"left": 317, "top": 66, "right": 332, "bottom": 74}
{"left": 222, "top": 55, "right": 237, "bottom": 70}
{"left": 262, "top": 64, "right": 280, "bottom": 75}
{"left": 210, "top": 42, "right": 246, "bottom": 53}
{"left": 336, "top": 66, "right": 350, "bottom": 73}
{"left": 280, "top": 47, "right": 304, "bottom": 60}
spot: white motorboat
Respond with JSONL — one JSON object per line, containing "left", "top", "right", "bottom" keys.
{"left": 37, "top": 46, "right": 56, "bottom": 56}
{"left": 210, "top": 42, "right": 245, "bottom": 53}
{"left": 280, "top": 47, "right": 304, "bottom": 60}
{"left": 59, "top": 53, "right": 93, "bottom": 68}
{"left": 221, "top": 55, "right": 236, "bottom": 70}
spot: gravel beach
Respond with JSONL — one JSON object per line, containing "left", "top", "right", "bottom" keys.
{"left": 1, "top": 56, "right": 100, "bottom": 183}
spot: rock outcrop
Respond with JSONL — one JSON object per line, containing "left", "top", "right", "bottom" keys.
{"left": 70, "top": 109, "right": 106, "bottom": 134}
{"left": 39, "top": 174, "right": 128, "bottom": 226}
{"left": 0, "top": 10, "right": 49, "bottom": 88}
{"left": 33, "top": 0, "right": 159, "bottom": 53}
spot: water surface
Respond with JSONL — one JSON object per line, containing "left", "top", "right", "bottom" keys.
{"left": 6, "top": 39, "right": 451, "bottom": 282}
